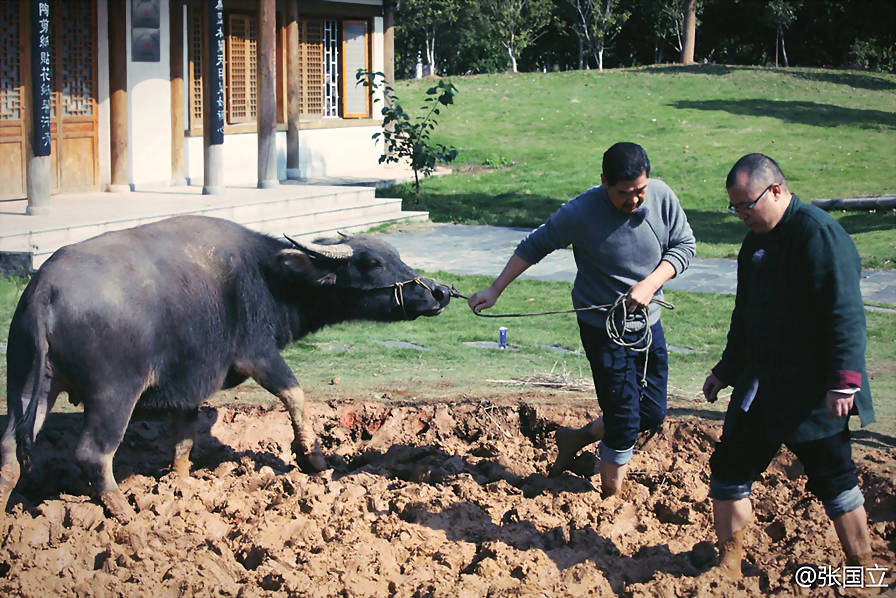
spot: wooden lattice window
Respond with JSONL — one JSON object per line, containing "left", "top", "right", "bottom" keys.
{"left": 226, "top": 13, "right": 257, "bottom": 124}
{"left": 0, "top": 0, "right": 22, "bottom": 122}
{"left": 298, "top": 18, "right": 324, "bottom": 116}
{"left": 188, "top": 5, "right": 203, "bottom": 131}
{"left": 59, "top": 1, "right": 94, "bottom": 117}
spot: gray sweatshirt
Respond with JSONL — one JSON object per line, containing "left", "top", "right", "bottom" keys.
{"left": 514, "top": 178, "right": 696, "bottom": 329}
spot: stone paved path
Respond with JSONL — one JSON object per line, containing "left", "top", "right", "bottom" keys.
{"left": 378, "top": 223, "right": 896, "bottom": 306}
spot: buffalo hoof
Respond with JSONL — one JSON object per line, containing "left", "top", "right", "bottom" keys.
{"left": 293, "top": 440, "right": 327, "bottom": 473}
{"left": 99, "top": 490, "right": 136, "bottom": 523}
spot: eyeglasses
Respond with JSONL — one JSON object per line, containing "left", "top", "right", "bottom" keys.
{"left": 727, "top": 184, "right": 774, "bottom": 215}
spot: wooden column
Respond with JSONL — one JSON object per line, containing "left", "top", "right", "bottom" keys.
{"left": 382, "top": 1, "right": 396, "bottom": 160}
{"left": 201, "top": 0, "right": 225, "bottom": 194}
{"left": 169, "top": 1, "right": 185, "bottom": 185}
{"left": 256, "top": 0, "right": 278, "bottom": 188}
{"left": 108, "top": 0, "right": 129, "bottom": 192}
{"left": 285, "top": 0, "right": 301, "bottom": 180}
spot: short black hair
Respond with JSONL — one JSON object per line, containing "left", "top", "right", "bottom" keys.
{"left": 602, "top": 142, "right": 650, "bottom": 186}
{"left": 726, "top": 153, "right": 786, "bottom": 189}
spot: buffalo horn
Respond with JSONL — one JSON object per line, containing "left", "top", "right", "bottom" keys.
{"left": 283, "top": 234, "right": 354, "bottom": 261}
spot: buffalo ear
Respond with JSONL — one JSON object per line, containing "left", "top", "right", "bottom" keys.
{"left": 277, "top": 249, "right": 339, "bottom": 287}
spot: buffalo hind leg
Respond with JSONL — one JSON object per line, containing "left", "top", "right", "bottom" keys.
{"left": 0, "top": 379, "right": 63, "bottom": 513}
{"left": 0, "top": 418, "right": 20, "bottom": 513}
{"left": 76, "top": 391, "right": 140, "bottom": 522}
{"left": 240, "top": 356, "right": 326, "bottom": 473}
{"left": 170, "top": 409, "right": 199, "bottom": 476}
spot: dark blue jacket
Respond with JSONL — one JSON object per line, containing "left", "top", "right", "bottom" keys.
{"left": 712, "top": 196, "right": 874, "bottom": 442}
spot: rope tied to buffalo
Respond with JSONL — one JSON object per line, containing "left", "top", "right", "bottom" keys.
{"left": 445, "top": 284, "right": 674, "bottom": 387}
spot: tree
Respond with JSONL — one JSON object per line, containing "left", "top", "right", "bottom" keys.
{"left": 680, "top": 0, "right": 697, "bottom": 64}
{"left": 765, "top": 0, "right": 802, "bottom": 67}
{"left": 396, "top": 0, "right": 463, "bottom": 76}
{"left": 360, "top": 72, "right": 459, "bottom": 204}
{"left": 566, "top": 0, "right": 631, "bottom": 71}
{"left": 482, "top": 0, "right": 554, "bottom": 72}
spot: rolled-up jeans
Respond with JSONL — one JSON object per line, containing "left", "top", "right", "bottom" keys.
{"left": 578, "top": 318, "right": 669, "bottom": 466}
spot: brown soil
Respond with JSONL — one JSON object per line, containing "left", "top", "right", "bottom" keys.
{"left": 1, "top": 395, "right": 894, "bottom": 597}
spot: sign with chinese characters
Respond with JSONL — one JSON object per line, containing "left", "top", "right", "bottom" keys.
{"left": 131, "top": 0, "right": 160, "bottom": 62}
{"left": 30, "top": 0, "right": 51, "bottom": 156}
{"left": 207, "top": 0, "right": 224, "bottom": 144}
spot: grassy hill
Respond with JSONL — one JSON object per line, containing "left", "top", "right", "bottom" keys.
{"left": 380, "top": 65, "right": 896, "bottom": 268}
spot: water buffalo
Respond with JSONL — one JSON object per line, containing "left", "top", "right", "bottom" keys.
{"left": 1, "top": 215, "right": 450, "bottom": 520}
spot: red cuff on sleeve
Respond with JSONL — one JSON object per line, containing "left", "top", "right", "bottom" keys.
{"left": 830, "top": 370, "right": 861, "bottom": 389}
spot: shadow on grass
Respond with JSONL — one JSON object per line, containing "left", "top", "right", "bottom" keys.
{"left": 640, "top": 64, "right": 741, "bottom": 76}
{"left": 781, "top": 68, "right": 896, "bottom": 93}
{"left": 852, "top": 429, "right": 896, "bottom": 450}
{"left": 383, "top": 185, "right": 566, "bottom": 229}
{"left": 837, "top": 211, "right": 896, "bottom": 235}
{"left": 681, "top": 209, "right": 746, "bottom": 246}
{"left": 670, "top": 99, "right": 896, "bottom": 130}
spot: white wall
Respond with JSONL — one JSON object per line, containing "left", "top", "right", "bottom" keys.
{"left": 126, "top": 0, "right": 173, "bottom": 188}
{"left": 184, "top": 127, "right": 385, "bottom": 184}
{"left": 371, "top": 16, "right": 385, "bottom": 109}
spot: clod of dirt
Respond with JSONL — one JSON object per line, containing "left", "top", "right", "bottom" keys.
{"left": 0, "top": 397, "right": 893, "bottom": 597}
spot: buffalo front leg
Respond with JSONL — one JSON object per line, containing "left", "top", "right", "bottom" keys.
{"left": 239, "top": 355, "right": 326, "bottom": 473}
{"left": 0, "top": 417, "right": 21, "bottom": 513}
{"left": 279, "top": 386, "right": 326, "bottom": 473}
{"left": 170, "top": 409, "right": 199, "bottom": 476}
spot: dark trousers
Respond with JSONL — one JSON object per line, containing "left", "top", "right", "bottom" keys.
{"left": 578, "top": 319, "right": 669, "bottom": 452}
{"left": 710, "top": 398, "right": 859, "bottom": 502}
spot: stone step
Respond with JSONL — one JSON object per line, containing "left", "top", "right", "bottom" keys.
{"left": 24, "top": 197, "right": 425, "bottom": 271}
{"left": 1, "top": 184, "right": 426, "bottom": 272}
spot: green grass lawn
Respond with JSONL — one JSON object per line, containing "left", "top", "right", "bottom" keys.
{"left": 380, "top": 65, "right": 896, "bottom": 268}
{"left": 2, "top": 273, "right": 893, "bottom": 437}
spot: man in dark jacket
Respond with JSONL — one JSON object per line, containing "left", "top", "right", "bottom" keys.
{"left": 702, "top": 153, "right": 875, "bottom": 580}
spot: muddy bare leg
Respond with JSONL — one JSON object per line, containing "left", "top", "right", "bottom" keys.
{"left": 711, "top": 497, "right": 752, "bottom": 581}
{"left": 170, "top": 409, "right": 199, "bottom": 476}
{"left": 549, "top": 417, "right": 604, "bottom": 477}
{"left": 599, "top": 459, "right": 629, "bottom": 497}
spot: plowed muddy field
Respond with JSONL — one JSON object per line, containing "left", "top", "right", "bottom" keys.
{"left": 1, "top": 397, "right": 894, "bottom": 597}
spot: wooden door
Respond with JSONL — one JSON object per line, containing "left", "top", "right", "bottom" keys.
{"left": 51, "top": 0, "right": 98, "bottom": 193}
{"left": 0, "top": 0, "right": 26, "bottom": 199}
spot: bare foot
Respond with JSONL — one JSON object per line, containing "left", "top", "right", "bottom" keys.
{"left": 549, "top": 426, "right": 584, "bottom": 477}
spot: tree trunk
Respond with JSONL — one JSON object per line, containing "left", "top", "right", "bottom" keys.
{"left": 680, "top": 0, "right": 697, "bottom": 64}
{"left": 508, "top": 45, "right": 518, "bottom": 72}
{"left": 426, "top": 35, "right": 437, "bottom": 76}
{"left": 578, "top": 35, "right": 584, "bottom": 70}
{"left": 597, "top": 45, "right": 604, "bottom": 71}
{"left": 780, "top": 29, "right": 789, "bottom": 67}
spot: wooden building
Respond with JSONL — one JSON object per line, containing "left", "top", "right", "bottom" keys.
{"left": 0, "top": 0, "right": 399, "bottom": 210}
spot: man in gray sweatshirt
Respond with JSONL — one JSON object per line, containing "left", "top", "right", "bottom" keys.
{"left": 468, "top": 142, "right": 696, "bottom": 497}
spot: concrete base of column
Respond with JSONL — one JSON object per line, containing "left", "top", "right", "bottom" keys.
{"left": 286, "top": 167, "right": 302, "bottom": 180}
{"left": 257, "top": 178, "right": 280, "bottom": 189}
{"left": 107, "top": 183, "right": 132, "bottom": 193}
{"left": 26, "top": 156, "right": 52, "bottom": 216}
{"left": 203, "top": 144, "right": 225, "bottom": 195}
